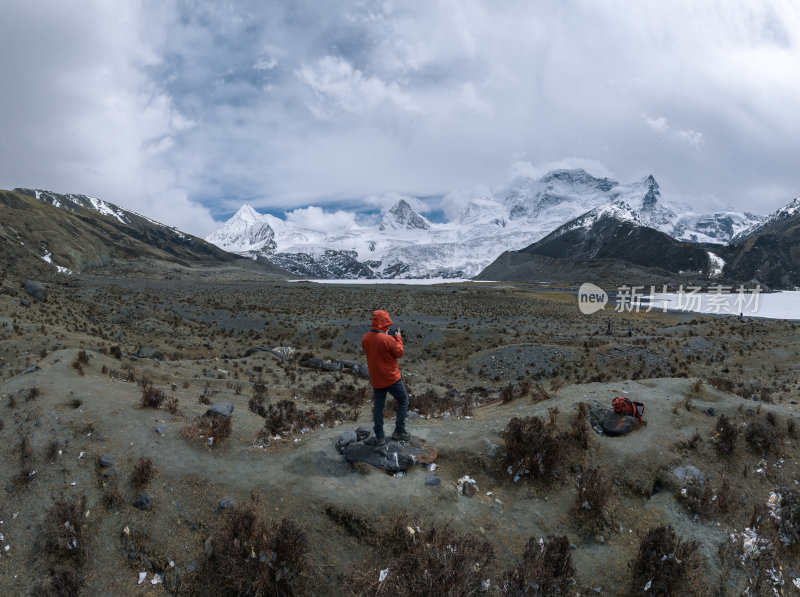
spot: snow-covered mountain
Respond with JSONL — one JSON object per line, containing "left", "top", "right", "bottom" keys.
{"left": 205, "top": 204, "right": 277, "bottom": 257}
{"left": 204, "top": 169, "right": 766, "bottom": 279}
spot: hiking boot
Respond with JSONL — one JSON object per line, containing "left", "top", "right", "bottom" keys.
{"left": 375, "top": 435, "right": 386, "bottom": 446}
{"left": 391, "top": 429, "right": 411, "bottom": 441}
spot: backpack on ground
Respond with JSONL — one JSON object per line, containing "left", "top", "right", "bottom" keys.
{"left": 612, "top": 396, "right": 645, "bottom": 420}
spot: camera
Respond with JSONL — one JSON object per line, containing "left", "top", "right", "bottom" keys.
{"left": 388, "top": 327, "right": 401, "bottom": 337}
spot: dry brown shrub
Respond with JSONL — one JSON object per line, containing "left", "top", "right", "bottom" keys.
{"left": 33, "top": 565, "right": 83, "bottom": 597}
{"left": 500, "top": 416, "right": 568, "bottom": 481}
{"left": 576, "top": 466, "right": 610, "bottom": 516}
{"left": 165, "top": 396, "right": 179, "bottom": 415}
{"left": 140, "top": 384, "right": 165, "bottom": 409}
{"left": 341, "top": 521, "right": 494, "bottom": 596}
{"left": 182, "top": 414, "right": 232, "bottom": 447}
{"left": 212, "top": 504, "right": 308, "bottom": 596}
{"left": 42, "top": 497, "right": 87, "bottom": 566}
{"left": 130, "top": 457, "right": 157, "bottom": 487}
{"left": 502, "top": 535, "right": 574, "bottom": 596}
{"left": 629, "top": 525, "right": 702, "bottom": 596}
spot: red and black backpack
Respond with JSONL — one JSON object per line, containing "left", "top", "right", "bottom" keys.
{"left": 612, "top": 397, "right": 645, "bottom": 420}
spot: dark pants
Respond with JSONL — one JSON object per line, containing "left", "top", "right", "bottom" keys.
{"left": 372, "top": 379, "right": 409, "bottom": 438}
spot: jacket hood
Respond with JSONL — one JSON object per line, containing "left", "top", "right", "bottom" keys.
{"left": 371, "top": 310, "right": 393, "bottom": 330}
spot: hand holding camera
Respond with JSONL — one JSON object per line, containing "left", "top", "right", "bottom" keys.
{"left": 388, "top": 327, "right": 401, "bottom": 338}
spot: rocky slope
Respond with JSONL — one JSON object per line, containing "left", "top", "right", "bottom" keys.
{"left": 717, "top": 197, "right": 800, "bottom": 289}
{"left": 0, "top": 189, "right": 285, "bottom": 278}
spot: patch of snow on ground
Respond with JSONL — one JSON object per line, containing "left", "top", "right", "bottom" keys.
{"left": 88, "top": 196, "right": 128, "bottom": 224}
{"left": 707, "top": 251, "right": 725, "bottom": 277}
{"left": 40, "top": 251, "right": 73, "bottom": 275}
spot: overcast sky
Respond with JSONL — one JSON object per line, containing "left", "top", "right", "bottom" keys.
{"left": 2, "top": 0, "right": 799, "bottom": 236}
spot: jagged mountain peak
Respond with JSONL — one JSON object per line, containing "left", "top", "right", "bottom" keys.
{"left": 539, "top": 168, "right": 616, "bottom": 189}
{"left": 379, "top": 199, "right": 431, "bottom": 231}
{"left": 205, "top": 204, "right": 276, "bottom": 256}
{"left": 233, "top": 204, "right": 264, "bottom": 222}
{"left": 641, "top": 175, "right": 662, "bottom": 209}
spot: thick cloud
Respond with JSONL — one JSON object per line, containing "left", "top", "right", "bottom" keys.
{"left": 2, "top": 0, "right": 799, "bottom": 235}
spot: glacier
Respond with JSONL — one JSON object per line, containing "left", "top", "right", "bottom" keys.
{"left": 205, "top": 169, "right": 766, "bottom": 279}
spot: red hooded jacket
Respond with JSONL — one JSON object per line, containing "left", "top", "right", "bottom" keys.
{"left": 361, "top": 310, "right": 404, "bottom": 388}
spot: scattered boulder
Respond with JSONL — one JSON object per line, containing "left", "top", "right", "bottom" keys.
{"left": 205, "top": 401, "right": 234, "bottom": 418}
{"left": 424, "top": 474, "right": 441, "bottom": 487}
{"left": 98, "top": 455, "right": 115, "bottom": 468}
{"left": 134, "top": 494, "right": 151, "bottom": 510}
{"left": 213, "top": 497, "right": 234, "bottom": 515}
{"left": 23, "top": 279, "right": 47, "bottom": 302}
{"left": 463, "top": 480, "right": 477, "bottom": 497}
{"left": 301, "top": 356, "right": 369, "bottom": 377}
{"left": 600, "top": 411, "right": 646, "bottom": 436}
{"left": 136, "top": 348, "right": 165, "bottom": 360}
{"left": 302, "top": 357, "right": 324, "bottom": 368}
{"left": 674, "top": 465, "right": 705, "bottom": 484}
{"left": 355, "top": 426, "right": 371, "bottom": 441}
{"left": 271, "top": 346, "right": 296, "bottom": 360}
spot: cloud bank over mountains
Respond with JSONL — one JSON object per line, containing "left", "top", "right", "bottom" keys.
{"left": 2, "top": 0, "right": 799, "bottom": 235}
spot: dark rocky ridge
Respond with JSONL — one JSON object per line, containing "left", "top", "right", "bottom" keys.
{"left": 0, "top": 188, "right": 289, "bottom": 278}
{"left": 476, "top": 207, "right": 714, "bottom": 285}
{"left": 718, "top": 199, "right": 800, "bottom": 289}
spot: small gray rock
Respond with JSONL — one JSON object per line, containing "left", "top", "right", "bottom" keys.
{"left": 98, "top": 455, "right": 115, "bottom": 467}
{"left": 674, "top": 465, "right": 704, "bottom": 483}
{"left": 355, "top": 426, "right": 372, "bottom": 441}
{"left": 203, "top": 370, "right": 216, "bottom": 378}
{"left": 424, "top": 474, "right": 441, "bottom": 487}
{"left": 206, "top": 401, "right": 234, "bottom": 418}
{"left": 335, "top": 430, "right": 358, "bottom": 454}
{"left": 134, "top": 494, "right": 151, "bottom": 510}
{"left": 303, "top": 357, "right": 324, "bottom": 368}
{"left": 188, "top": 560, "right": 197, "bottom": 573}
{"left": 213, "top": 497, "right": 234, "bottom": 515}
{"left": 204, "top": 536, "right": 214, "bottom": 557}
{"left": 20, "top": 297, "right": 30, "bottom": 307}
{"left": 155, "top": 426, "right": 166, "bottom": 436}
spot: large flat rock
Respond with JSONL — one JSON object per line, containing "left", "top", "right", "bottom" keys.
{"left": 343, "top": 437, "right": 437, "bottom": 473}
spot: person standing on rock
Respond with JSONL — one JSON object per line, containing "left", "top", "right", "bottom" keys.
{"left": 362, "top": 310, "right": 410, "bottom": 445}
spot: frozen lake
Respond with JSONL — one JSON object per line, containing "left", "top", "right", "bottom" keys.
{"left": 289, "top": 278, "right": 478, "bottom": 285}
{"left": 649, "top": 290, "right": 800, "bottom": 320}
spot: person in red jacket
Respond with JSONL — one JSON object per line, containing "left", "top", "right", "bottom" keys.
{"left": 361, "top": 309, "right": 410, "bottom": 445}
